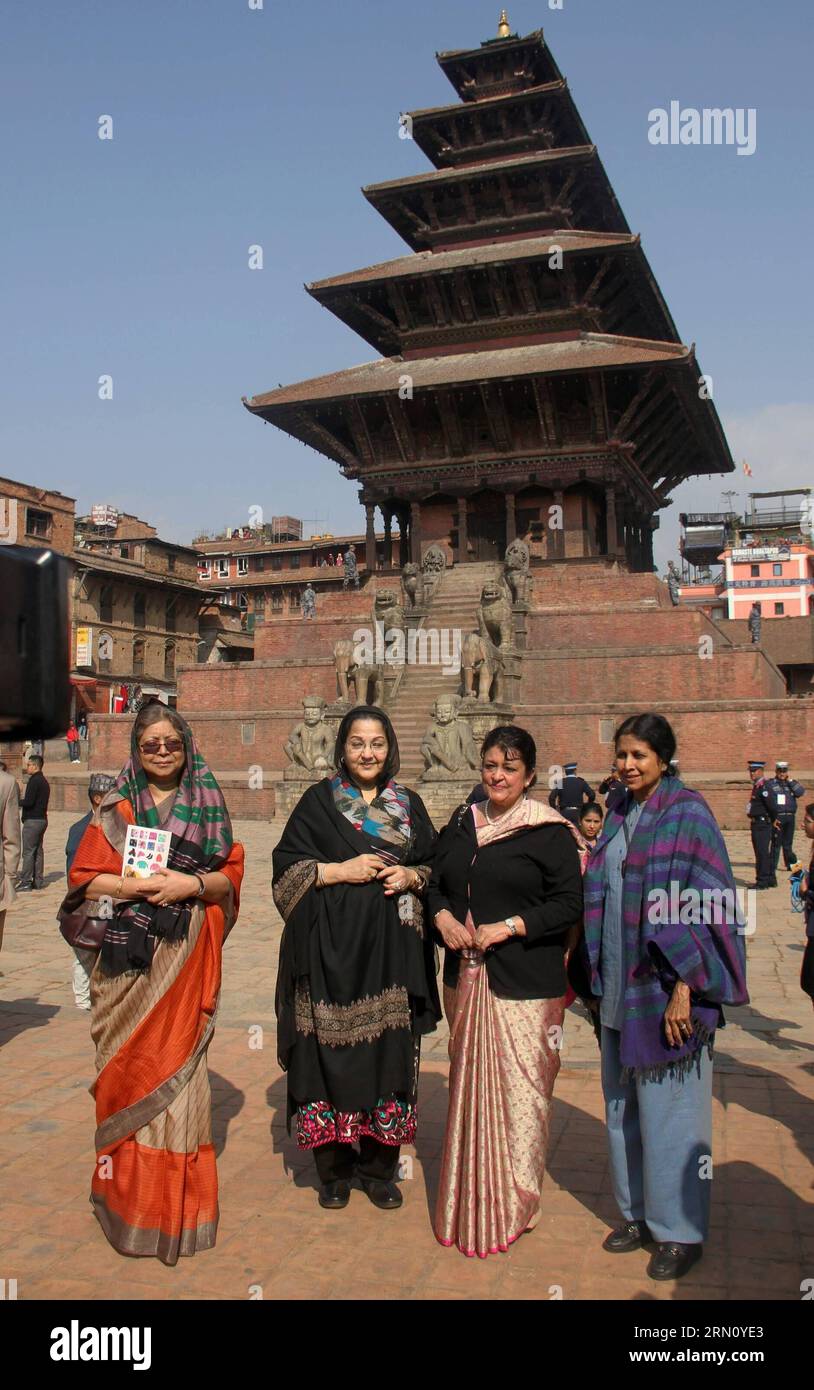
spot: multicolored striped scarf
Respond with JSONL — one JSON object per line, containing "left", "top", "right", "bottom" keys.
{"left": 583, "top": 778, "right": 748, "bottom": 1078}
{"left": 331, "top": 773, "right": 411, "bottom": 859}
{"left": 98, "top": 715, "right": 233, "bottom": 976}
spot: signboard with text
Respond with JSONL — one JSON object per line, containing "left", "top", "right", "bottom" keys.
{"left": 75, "top": 626, "right": 93, "bottom": 666}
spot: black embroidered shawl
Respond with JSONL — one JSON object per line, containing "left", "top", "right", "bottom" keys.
{"left": 272, "top": 778, "right": 440, "bottom": 1117}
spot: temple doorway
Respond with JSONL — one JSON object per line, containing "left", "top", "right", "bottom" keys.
{"left": 468, "top": 489, "right": 506, "bottom": 561}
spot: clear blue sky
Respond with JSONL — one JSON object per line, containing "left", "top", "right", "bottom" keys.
{"left": 2, "top": 0, "right": 811, "bottom": 567}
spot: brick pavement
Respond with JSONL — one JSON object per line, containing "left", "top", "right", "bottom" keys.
{"left": 0, "top": 816, "right": 812, "bottom": 1301}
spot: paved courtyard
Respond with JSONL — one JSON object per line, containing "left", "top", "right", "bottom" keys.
{"left": 0, "top": 815, "right": 812, "bottom": 1301}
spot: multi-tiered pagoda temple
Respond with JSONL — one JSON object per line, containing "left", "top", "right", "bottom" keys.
{"left": 244, "top": 16, "right": 733, "bottom": 574}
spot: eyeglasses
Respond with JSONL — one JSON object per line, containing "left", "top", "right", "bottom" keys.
{"left": 139, "top": 738, "right": 183, "bottom": 754}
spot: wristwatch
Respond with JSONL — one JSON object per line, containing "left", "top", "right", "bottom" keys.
{"left": 504, "top": 917, "right": 518, "bottom": 937}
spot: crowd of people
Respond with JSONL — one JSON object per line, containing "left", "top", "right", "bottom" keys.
{"left": 2, "top": 703, "right": 810, "bottom": 1282}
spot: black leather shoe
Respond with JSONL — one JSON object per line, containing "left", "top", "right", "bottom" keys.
{"left": 602, "top": 1220, "right": 652, "bottom": 1253}
{"left": 360, "top": 1178, "right": 403, "bottom": 1210}
{"left": 647, "top": 1242, "right": 703, "bottom": 1281}
{"left": 318, "top": 1180, "right": 350, "bottom": 1209}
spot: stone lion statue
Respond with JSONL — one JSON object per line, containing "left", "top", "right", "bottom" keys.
{"left": 477, "top": 583, "right": 514, "bottom": 650}
{"left": 374, "top": 587, "right": 405, "bottom": 635}
{"left": 401, "top": 562, "right": 424, "bottom": 610}
{"left": 504, "top": 539, "right": 533, "bottom": 605}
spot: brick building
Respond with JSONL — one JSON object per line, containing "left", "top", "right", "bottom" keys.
{"left": 72, "top": 512, "right": 202, "bottom": 713}
{"left": 193, "top": 524, "right": 401, "bottom": 627}
{"left": 0, "top": 479, "right": 205, "bottom": 720}
{"left": 0, "top": 475, "right": 76, "bottom": 554}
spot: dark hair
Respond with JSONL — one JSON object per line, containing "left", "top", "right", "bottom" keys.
{"left": 334, "top": 705, "right": 400, "bottom": 789}
{"left": 27, "top": 754, "right": 44, "bottom": 770}
{"left": 613, "top": 712, "right": 676, "bottom": 768}
{"left": 133, "top": 703, "right": 187, "bottom": 744}
{"left": 805, "top": 803, "right": 814, "bottom": 819}
{"left": 480, "top": 724, "right": 537, "bottom": 786}
{"left": 580, "top": 802, "right": 603, "bottom": 820}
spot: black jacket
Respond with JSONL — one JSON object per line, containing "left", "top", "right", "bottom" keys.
{"left": 548, "top": 776, "right": 594, "bottom": 822}
{"left": 748, "top": 778, "right": 779, "bottom": 822}
{"left": 21, "top": 771, "right": 50, "bottom": 822}
{"left": 427, "top": 805, "right": 584, "bottom": 1000}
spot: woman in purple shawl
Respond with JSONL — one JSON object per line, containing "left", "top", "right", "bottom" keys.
{"left": 580, "top": 713, "right": 748, "bottom": 1282}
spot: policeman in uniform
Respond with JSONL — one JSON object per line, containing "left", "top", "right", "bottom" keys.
{"left": 549, "top": 761, "right": 595, "bottom": 826}
{"left": 768, "top": 760, "right": 806, "bottom": 871}
{"left": 598, "top": 765, "right": 626, "bottom": 814}
{"left": 747, "top": 759, "right": 779, "bottom": 889}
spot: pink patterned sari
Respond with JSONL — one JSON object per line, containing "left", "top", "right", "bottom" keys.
{"left": 434, "top": 798, "right": 587, "bottom": 1258}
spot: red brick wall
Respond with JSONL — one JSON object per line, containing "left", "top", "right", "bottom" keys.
{"left": 521, "top": 647, "right": 785, "bottom": 704}
{"left": 718, "top": 615, "right": 814, "bottom": 665}
{"left": 255, "top": 618, "right": 365, "bottom": 660}
{"left": 526, "top": 608, "right": 724, "bottom": 650}
{"left": 177, "top": 660, "right": 337, "bottom": 711}
{"left": 527, "top": 564, "right": 670, "bottom": 610}
{"left": 89, "top": 710, "right": 295, "bottom": 781}
{"left": 0, "top": 476, "right": 75, "bottom": 555}
{"left": 514, "top": 702, "right": 814, "bottom": 779}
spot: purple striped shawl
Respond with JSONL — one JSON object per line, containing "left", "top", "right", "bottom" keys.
{"left": 583, "top": 778, "right": 749, "bottom": 1078}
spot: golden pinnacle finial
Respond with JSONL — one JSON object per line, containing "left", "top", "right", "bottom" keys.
{"left": 497, "top": 9, "right": 511, "bottom": 39}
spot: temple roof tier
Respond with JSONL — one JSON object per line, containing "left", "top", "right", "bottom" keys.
{"left": 243, "top": 332, "right": 733, "bottom": 495}
{"left": 436, "top": 28, "right": 563, "bottom": 102}
{"left": 363, "top": 148, "right": 629, "bottom": 250}
{"left": 406, "top": 81, "right": 592, "bottom": 169}
{"left": 306, "top": 232, "right": 680, "bottom": 356}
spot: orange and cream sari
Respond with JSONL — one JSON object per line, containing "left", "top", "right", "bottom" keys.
{"left": 69, "top": 800, "right": 244, "bottom": 1264}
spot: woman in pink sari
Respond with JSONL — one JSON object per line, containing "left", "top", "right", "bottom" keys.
{"left": 429, "top": 725, "right": 587, "bottom": 1258}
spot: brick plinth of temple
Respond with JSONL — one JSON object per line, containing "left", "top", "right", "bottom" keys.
{"left": 80, "top": 560, "right": 814, "bottom": 827}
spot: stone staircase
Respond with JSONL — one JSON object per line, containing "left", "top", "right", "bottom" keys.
{"left": 389, "top": 562, "right": 501, "bottom": 820}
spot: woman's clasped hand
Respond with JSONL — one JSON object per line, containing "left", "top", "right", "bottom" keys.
{"left": 333, "top": 853, "right": 388, "bottom": 884}
{"left": 434, "top": 910, "right": 525, "bottom": 952}
{"left": 320, "top": 853, "right": 418, "bottom": 894}
{"left": 433, "top": 909, "right": 474, "bottom": 952}
{"left": 136, "top": 868, "right": 201, "bottom": 906}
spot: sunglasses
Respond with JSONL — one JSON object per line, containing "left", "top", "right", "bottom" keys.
{"left": 139, "top": 738, "right": 184, "bottom": 754}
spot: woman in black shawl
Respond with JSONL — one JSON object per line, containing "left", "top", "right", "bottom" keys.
{"left": 272, "top": 705, "right": 440, "bottom": 1211}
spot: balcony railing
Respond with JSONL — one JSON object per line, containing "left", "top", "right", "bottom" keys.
{"left": 744, "top": 509, "right": 805, "bottom": 529}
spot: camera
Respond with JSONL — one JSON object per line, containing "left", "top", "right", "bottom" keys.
{"left": 0, "top": 545, "right": 71, "bottom": 739}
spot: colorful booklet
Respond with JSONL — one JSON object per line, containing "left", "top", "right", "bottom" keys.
{"left": 122, "top": 824, "right": 172, "bottom": 879}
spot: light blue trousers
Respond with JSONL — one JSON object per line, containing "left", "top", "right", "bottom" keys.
{"left": 601, "top": 1025, "right": 713, "bottom": 1244}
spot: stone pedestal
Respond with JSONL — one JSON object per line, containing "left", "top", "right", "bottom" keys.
{"left": 283, "top": 764, "right": 331, "bottom": 782}
{"left": 276, "top": 776, "right": 331, "bottom": 817}
{"left": 512, "top": 602, "right": 530, "bottom": 652}
{"left": 456, "top": 701, "right": 515, "bottom": 737}
{"left": 414, "top": 776, "right": 481, "bottom": 823}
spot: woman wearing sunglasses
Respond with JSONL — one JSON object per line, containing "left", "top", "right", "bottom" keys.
{"left": 60, "top": 702, "right": 244, "bottom": 1264}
